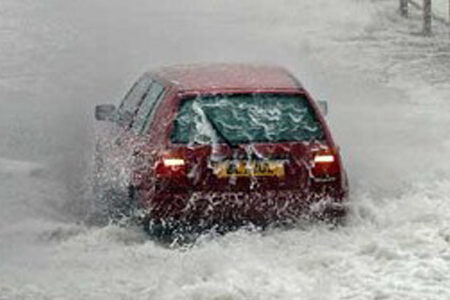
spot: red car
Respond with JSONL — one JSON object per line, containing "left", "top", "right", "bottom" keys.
{"left": 94, "top": 64, "right": 348, "bottom": 235}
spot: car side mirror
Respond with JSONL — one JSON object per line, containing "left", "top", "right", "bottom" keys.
{"left": 318, "top": 100, "right": 328, "bottom": 116}
{"left": 95, "top": 104, "right": 116, "bottom": 121}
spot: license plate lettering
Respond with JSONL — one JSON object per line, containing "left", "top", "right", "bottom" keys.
{"left": 215, "top": 161, "right": 285, "bottom": 178}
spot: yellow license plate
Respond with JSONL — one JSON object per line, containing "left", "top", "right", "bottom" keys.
{"left": 214, "top": 161, "right": 285, "bottom": 178}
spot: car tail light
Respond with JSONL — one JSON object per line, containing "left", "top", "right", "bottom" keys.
{"left": 312, "top": 148, "right": 340, "bottom": 179}
{"left": 163, "top": 158, "right": 185, "bottom": 167}
{"left": 155, "top": 152, "right": 187, "bottom": 178}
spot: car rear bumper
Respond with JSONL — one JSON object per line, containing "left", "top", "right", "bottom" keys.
{"left": 138, "top": 188, "right": 347, "bottom": 226}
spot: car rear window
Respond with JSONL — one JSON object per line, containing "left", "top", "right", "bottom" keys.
{"left": 171, "top": 93, "right": 324, "bottom": 145}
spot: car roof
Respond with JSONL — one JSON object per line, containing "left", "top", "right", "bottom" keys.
{"left": 148, "top": 64, "right": 302, "bottom": 92}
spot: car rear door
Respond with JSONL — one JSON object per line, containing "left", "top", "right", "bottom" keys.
{"left": 128, "top": 80, "right": 168, "bottom": 190}
{"left": 99, "top": 75, "right": 153, "bottom": 185}
{"left": 164, "top": 92, "right": 331, "bottom": 193}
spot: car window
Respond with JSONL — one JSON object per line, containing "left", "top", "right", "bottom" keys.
{"left": 115, "top": 77, "right": 152, "bottom": 128}
{"left": 132, "top": 81, "right": 165, "bottom": 135}
{"left": 141, "top": 87, "right": 167, "bottom": 135}
{"left": 171, "top": 93, "right": 324, "bottom": 145}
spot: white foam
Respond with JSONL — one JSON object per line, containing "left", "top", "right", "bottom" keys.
{"left": 0, "top": 158, "right": 44, "bottom": 177}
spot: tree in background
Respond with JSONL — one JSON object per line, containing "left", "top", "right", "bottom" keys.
{"left": 400, "top": 0, "right": 409, "bottom": 17}
{"left": 399, "top": 0, "right": 435, "bottom": 35}
{"left": 423, "top": 0, "right": 432, "bottom": 35}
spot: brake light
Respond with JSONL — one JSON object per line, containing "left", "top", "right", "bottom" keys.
{"left": 163, "top": 158, "right": 185, "bottom": 167}
{"left": 312, "top": 148, "right": 340, "bottom": 179}
{"left": 314, "top": 154, "right": 335, "bottom": 163}
{"left": 155, "top": 152, "right": 187, "bottom": 178}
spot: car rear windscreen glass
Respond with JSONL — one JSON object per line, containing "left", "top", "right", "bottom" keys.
{"left": 171, "top": 93, "right": 324, "bottom": 145}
